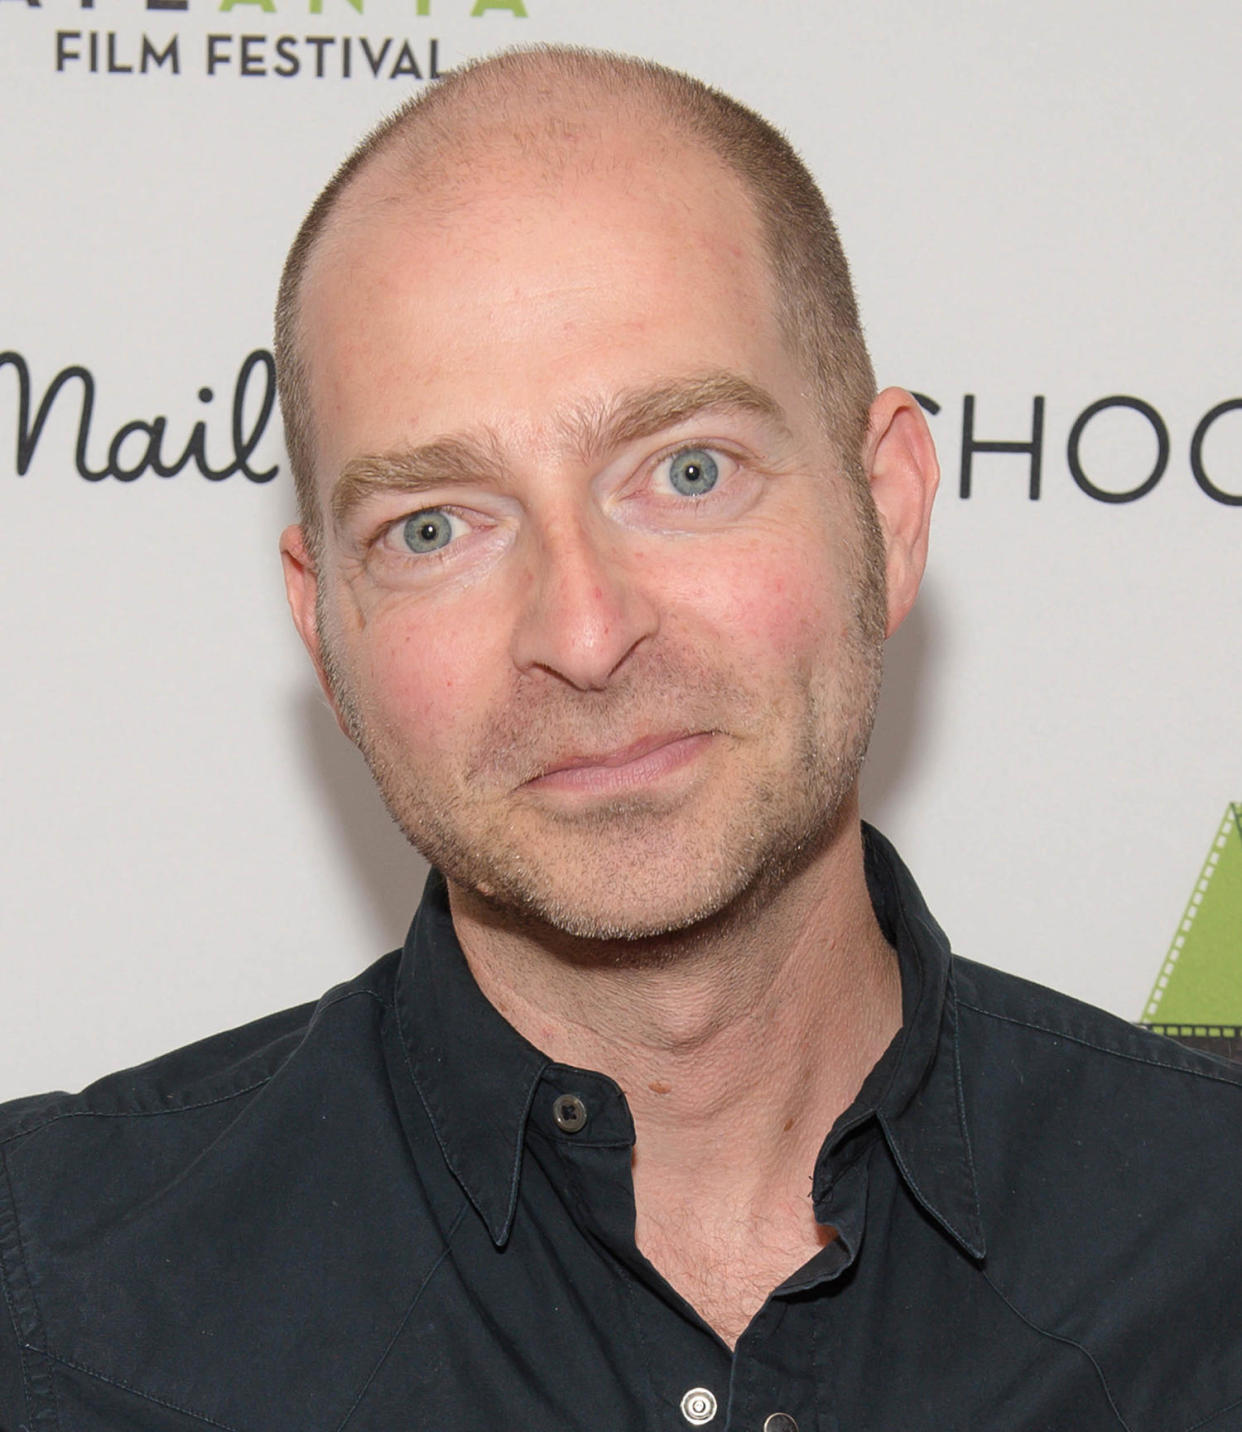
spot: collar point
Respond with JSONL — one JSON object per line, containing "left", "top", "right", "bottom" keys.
{"left": 958, "top": 1225, "right": 987, "bottom": 1263}
{"left": 487, "top": 1216, "right": 515, "bottom": 1250}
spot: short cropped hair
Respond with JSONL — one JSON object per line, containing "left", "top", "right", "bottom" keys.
{"left": 274, "top": 46, "right": 877, "bottom": 552}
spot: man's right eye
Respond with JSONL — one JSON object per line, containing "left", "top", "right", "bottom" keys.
{"left": 400, "top": 509, "right": 458, "bottom": 554}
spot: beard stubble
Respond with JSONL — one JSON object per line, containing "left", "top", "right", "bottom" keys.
{"left": 319, "top": 537, "right": 886, "bottom": 949}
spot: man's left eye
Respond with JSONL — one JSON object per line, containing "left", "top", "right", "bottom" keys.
{"left": 400, "top": 508, "right": 458, "bottom": 554}
{"left": 664, "top": 448, "right": 720, "bottom": 496}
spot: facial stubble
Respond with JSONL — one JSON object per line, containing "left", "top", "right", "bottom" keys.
{"left": 315, "top": 492, "right": 888, "bottom": 950}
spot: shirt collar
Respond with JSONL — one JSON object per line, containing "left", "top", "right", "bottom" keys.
{"left": 845, "top": 825, "right": 986, "bottom": 1260}
{"left": 392, "top": 872, "right": 549, "bottom": 1246}
{"left": 390, "top": 826, "right": 984, "bottom": 1260}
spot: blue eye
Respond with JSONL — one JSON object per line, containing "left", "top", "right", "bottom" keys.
{"left": 667, "top": 448, "right": 719, "bottom": 496}
{"left": 402, "top": 509, "right": 455, "bottom": 554}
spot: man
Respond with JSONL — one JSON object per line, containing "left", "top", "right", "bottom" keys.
{"left": 1, "top": 46, "right": 1239, "bottom": 1432}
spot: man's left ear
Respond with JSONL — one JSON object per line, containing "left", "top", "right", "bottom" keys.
{"left": 862, "top": 387, "right": 940, "bottom": 637}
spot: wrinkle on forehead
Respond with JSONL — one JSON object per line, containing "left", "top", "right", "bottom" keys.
{"left": 299, "top": 96, "right": 794, "bottom": 533}
{"left": 301, "top": 131, "right": 712, "bottom": 445}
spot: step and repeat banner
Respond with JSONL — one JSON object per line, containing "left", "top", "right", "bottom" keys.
{"left": 2, "top": 2, "right": 1239, "bottom": 1097}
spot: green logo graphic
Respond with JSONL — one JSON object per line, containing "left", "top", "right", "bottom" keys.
{"left": 1141, "top": 803, "right": 1242, "bottom": 1062}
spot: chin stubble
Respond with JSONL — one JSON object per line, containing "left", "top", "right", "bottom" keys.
{"left": 315, "top": 481, "right": 888, "bottom": 949}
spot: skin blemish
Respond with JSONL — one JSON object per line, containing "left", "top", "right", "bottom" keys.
{"left": 782, "top": 1117, "right": 795, "bottom": 1132}
{"left": 649, "top": 1080, "right": 672, "bottom": 1095}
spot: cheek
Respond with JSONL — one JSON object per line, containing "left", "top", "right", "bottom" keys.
{"left": 668, "top": 533, "right": 842, "bottom": 670}
{"left": 354, "top": 602, "right": 505, "bottom": 755}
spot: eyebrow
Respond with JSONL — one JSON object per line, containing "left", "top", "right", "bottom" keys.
{"left": 329, "top": 371, "right": 789, "bottom": 530}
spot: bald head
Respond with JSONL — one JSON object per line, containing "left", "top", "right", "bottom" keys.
{"left": 274, "top": 46, "right": 876, "bottom": 551}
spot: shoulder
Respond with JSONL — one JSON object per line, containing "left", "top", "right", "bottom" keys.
{"left": 951, "top": 953, "right": 1242, "bottom": 1185}
{"left": 0, "top": 951, "right": 439, "bottom": 1426}
{"left": 0, "top": 951, "right": 399, "bottom": 1150}
{"left": 952, "top": 952, "right": 1242, "bottom": 1099}
{"left": 950, "top": 955, "right": 1242, "bottom": 1426}
{"left": 0, "top": 955, "right": 403, "bottom": 1257}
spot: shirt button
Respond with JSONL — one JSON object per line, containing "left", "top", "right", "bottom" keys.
{"left": 763, "top": 1417, "right": 799, "bottom": 1432}
{"left": 551, "top": 1093, "right": 588, "bottom": 1133}
{"left": 679, "top": 1387, "right": 718, "bottom": 1425}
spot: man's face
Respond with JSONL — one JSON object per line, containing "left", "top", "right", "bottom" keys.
{"left": 289, "top": 129, "right": 888, "bottom": 941}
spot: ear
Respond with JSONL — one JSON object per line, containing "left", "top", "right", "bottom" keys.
{"left": 279, "top": 524, "right": 354, "bottom": 740}
{"left": 862, "top": 387, "right": 940, "bottom": 637}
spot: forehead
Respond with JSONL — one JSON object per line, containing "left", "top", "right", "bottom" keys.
{"left": 298, "top": 123, "right": 801, "bottom": 484}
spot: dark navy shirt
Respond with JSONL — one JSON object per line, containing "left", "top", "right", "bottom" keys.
{"left": 3, "top": 828, "right": 1241, "bottom": 1431}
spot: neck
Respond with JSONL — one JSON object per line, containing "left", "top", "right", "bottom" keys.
{"left": 448, "top": 811, "right": 902, "bottom": 1217}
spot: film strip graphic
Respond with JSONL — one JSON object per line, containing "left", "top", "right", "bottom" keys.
{"left": 1141, "top": 803, "right": 1242, "bottom": 1064}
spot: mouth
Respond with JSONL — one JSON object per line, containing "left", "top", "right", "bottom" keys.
{"left": 522, "top": 731, "right": 715, "bottom": 795}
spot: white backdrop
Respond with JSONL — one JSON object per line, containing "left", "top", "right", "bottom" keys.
{"left": 2, "top": 1, "right": 1240, "bottom": 1100}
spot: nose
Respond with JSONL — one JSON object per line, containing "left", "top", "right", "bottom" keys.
{"left": 509, "top": 515, "right": 659, "bottom": 690}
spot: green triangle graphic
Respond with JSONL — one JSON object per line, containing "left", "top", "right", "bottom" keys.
{"left": 1142, "top": 803, "right": 1242, "bottom": 1027}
